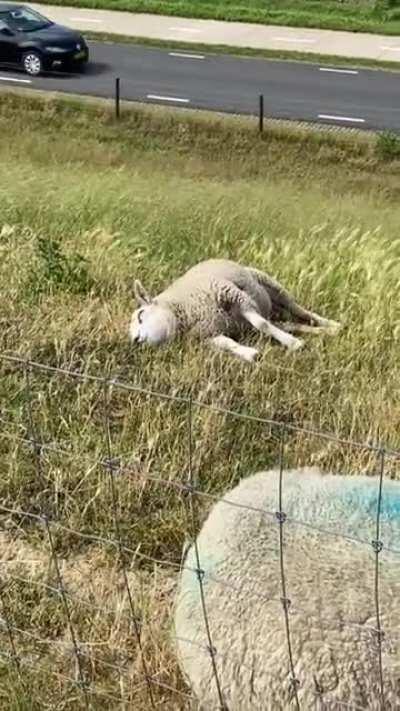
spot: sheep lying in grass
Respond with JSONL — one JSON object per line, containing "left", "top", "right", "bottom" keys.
{"left": 129, "top": 259, "right": 340, "bottom": 363}
{"left": 174, "top": 467, "right": 400, "bottom": 709}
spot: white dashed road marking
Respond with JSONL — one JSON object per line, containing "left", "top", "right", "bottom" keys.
{"left": 319, "top": 67, "right": 358, "bottom": 75}
{"left": 169, "top": 52, "right": 205, "bottom": 60}
{"left": 0, "top": 75, "right": 31, "bottom": 84}
{"left": 318, "top": 113, "right": 365, "bottom": 123}
{"left": 147, "top": 94, "right": 190, "bottom": 103}
{"left": 380, "top": 45, "right": 400, "bottom": 52}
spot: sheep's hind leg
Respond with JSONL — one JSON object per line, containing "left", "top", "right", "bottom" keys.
{"left": 285, "top": 301, "right": 341, "bottom": 333}
{"left": 274, "top": 322, "right": 335, "bottom": 335}
{"left": 249, "top": 267, "right": 340, "bottom": 334}
{"left": 242, "top": 310, "right": 304, "bottom": 351}
{"left": 210, "top": 335, "right": 259, "bottom": 363}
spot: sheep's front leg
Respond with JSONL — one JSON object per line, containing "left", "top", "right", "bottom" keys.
{"left": 242, "top": 310, "right": 304, "bottom": 351}
{"left": 210, "top": 335, "right": 259, "bottom": 363}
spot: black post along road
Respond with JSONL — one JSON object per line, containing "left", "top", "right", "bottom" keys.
{"left": 1, "top": 40, "right": 400, "bottom": 131}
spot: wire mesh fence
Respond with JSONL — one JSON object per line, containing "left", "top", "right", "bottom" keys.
{"left": 0, "top": 352, "right": 399, "bottom": 709}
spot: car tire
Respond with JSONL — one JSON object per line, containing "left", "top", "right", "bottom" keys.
{"left": 22, "top": 51, "right": 43, "bottom": 77}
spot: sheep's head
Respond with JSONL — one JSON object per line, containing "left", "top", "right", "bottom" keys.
{"left": 129, "top": 280, "right": 177, "bottom": 346}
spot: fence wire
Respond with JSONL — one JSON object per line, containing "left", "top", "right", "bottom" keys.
{"left": 0, "top": 352, "right": 399, "bottom": 710}
{"left": 102, "top": 378, "right": 156, "bottom": 708}
{"left": 277, "top": 425, "right": 300, "bottom": 709}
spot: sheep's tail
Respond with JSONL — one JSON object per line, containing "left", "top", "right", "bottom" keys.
{"left": 247, "top": 267, "right": 341, "bottom": 331}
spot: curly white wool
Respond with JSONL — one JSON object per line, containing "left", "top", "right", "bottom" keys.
{"left": 174, "top": 466, "right": 400, "bottom": 709}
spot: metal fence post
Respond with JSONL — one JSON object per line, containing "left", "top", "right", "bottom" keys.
{"left": 259, "top": 94, "right": 264, "bottom": 133}
{"left": 115, "top": 77, "right": 120, "bottom": 120}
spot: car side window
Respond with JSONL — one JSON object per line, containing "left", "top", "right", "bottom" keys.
{"left": 0, "top": 13, "right": 11, "bottom": 30}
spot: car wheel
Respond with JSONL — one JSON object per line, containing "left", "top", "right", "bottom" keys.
{"left": 22, "top": 51, "right": 43, "bottom": 77}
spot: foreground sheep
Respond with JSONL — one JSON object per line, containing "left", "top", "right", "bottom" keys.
{"left": 174, "top": 466, "right": 400, "bottom": 709}
{"left": 129, "top": 259, "right": 340, "bottom": 362}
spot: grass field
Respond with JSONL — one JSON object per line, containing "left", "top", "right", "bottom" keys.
{"left": 41, "top": 0, "right": 400, "bottom": 35}
{"left": 1, "top": 93, "right": 400, "bottom": 708}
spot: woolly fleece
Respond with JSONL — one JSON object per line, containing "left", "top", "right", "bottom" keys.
{"left": 174, "top": 467, "right": 400, "bottom": 710}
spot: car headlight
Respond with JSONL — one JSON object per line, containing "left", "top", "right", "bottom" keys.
{"left": 45, "top": 46, "right": 69, "bottom": 52}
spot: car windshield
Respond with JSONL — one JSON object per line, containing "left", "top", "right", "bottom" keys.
{"left": 2, "top": 7, "right": 52, "bottom": 32}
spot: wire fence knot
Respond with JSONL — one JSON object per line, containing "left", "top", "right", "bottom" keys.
{"left": 182, "top": 482, "right": 195, "bottom": 497}
{"left": 131, "top": 617, "right": 143, "bottom": 636}
{"left": 31, "top": 439, "right": 43, "bottom": 457}
{"left": 371, "top": 539, "right": 383, "bottom": 554}
{"left": 275, "top": 511, "right": 287, "bottom": 524}
{"left": 280, "top": 596, "right": 291, "bottom": 611}
{"left": 7, "top": 650, "right": 20, "bottom": 665}
{"left": 54, "top": 583, "right": 67, "bottom": 597}
{"left": 373, "top": 628, "right": 385, "bottom": 642}
{"left": 289, "top": 675, "right": 301, "bottom": 700}
{"left": 75, "top": 644, "right": 86, "bottom": 658}
{"left": 102, "top": 456, "right": 121, "bottom": 473}
{"left": 76, "top": 677, "right": 91, "bottom": 692}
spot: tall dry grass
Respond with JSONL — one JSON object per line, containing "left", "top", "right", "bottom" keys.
{"left": 0, "top": 94, "right": 399, "bottom": 708}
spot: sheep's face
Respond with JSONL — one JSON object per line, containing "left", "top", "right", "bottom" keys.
{"left": 129, "top": 280, "right": 177, "bottom": 346}
{"left": 130, "top": 303, "right": 177, "bottom": 345}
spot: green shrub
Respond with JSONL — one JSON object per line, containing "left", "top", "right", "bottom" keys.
{"left": 27, "top": 236, "right": 94, "bottom": 296}
{"left": 376, "top": 130, "right": 400, "bottom": 160}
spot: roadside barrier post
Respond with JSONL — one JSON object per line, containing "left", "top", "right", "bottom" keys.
{"left": 115, "top": 77, "right": 120, "bottom": 119}
{"left": 259, "top": 94, "right": 264, "bottom": 133}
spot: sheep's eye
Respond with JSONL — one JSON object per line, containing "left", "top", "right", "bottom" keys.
{"left": 138, "top": 310, "right": 144, "bottom": 324}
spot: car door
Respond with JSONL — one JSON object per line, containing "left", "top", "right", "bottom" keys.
{"left": 0, "top": 18, "right": 19, "bottom": 65}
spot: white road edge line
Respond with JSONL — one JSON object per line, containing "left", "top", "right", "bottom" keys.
{"left": 274, "top": 36, "right": 316, "bottom": 43}
{"left": 0, "top": 75, "right": 31, "bottom": 84}
{"left": 318, "top": 113, "right": 365, "bottom": 123}
{"left": 319, "top": 67, "right": 358, "bottom": 75}
{"left": 169, "top": 52, "right": 205, "bottom": 60}
{"left": 147, "top": 94, "right": 190, "bottom": 103}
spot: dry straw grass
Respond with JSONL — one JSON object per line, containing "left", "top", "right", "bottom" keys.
{"left": 0, "top": 94, "right": 400, "bottom": 708}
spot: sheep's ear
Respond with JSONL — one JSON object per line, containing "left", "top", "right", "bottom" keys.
{"left": 134, "top": 279, "right": 152, "bottom": 306}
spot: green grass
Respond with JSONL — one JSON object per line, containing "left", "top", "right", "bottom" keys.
{"left": 41, "top": 0, "right": 400, "bottom": 35}
{"left": 0, "top": 92, "right": 400, "bottom": 708}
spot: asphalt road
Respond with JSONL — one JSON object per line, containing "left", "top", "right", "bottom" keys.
{"left": 1, "top": 41, "right": 400, "bottom": 130}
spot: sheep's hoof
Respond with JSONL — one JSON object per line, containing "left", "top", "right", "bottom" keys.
{"left": 326, "top": 320, "right": 342, "bottom": 335}
{"left": 240, "top": 346, "right": 260, "bottom": 363}
{"left": 288, "top": 338, "right": 304, "bottom": 352}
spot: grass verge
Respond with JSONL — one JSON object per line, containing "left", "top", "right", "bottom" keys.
{"left": 0, "top": 91, "right": 400, "bottom": 708}
{"left": 39, "top": 0, "right": 400, "bottom": 36}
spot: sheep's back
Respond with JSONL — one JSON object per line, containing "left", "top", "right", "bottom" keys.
{"left": 157, "top": 259, "right": 273, "bottom": 335}
{"left": 174, "top": 467, "right": 400, "bottom": 709}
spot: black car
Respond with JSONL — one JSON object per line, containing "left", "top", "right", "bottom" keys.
{"left": 0, "top": 3, "right": 88, "bottom": 76}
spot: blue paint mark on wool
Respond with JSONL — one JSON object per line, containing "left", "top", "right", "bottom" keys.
{"left": 182, "top": 475, "right": 400, "bottom": 597}
{"left": 282, "top": 477, "right": 400, "bottom": 548}
{"left": 333, "top": 484, "right": 400, "bottom": 519}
